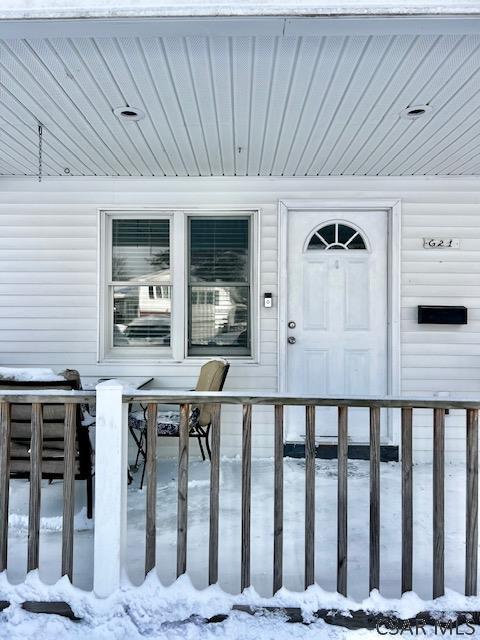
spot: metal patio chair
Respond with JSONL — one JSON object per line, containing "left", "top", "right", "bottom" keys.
{"left": 129, "top": 359, "right": 230, "bottom": 489}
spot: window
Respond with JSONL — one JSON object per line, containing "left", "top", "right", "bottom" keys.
{"left": 188, "top": 217, "right": 251, "bottom": 356}
{"left": 110, "top": 218, "right": 171, "bottom": 351}
{"left": 102, "top": 211, "right": 254, "bottom": 361}
{"left": 307, "top": 223, "right": 366, "bottom": 251}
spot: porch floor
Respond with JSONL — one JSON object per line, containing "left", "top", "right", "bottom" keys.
{"left": 6, "top": 456, "right": 468, "bottom": 600}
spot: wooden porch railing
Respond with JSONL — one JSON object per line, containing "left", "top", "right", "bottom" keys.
{"left": 122, "top": 390, "right": 480, "bottom": 600}
{"left": 0, "top": 385, "right": 479, "bottom": 603}
{"left": 0, "top": 390, "right": 94, "bottom": 581}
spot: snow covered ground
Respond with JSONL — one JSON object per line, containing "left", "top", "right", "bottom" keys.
{"left": 1, "top": 456, "right": 479, "bottom": 638}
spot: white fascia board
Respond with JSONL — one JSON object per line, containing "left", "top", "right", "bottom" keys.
{"left": 3, "top": 14, "right": 480, "bottom": 39}
{"left": 1, "top": 1, "right": 480, "bottom": 21}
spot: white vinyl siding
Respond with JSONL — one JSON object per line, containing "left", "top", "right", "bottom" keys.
{"left": 0, "top": 176, "right": 479, "bottom": 459}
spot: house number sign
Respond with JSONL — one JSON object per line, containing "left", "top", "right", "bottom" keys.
{"left": 423, "top": 238, "right": 460, "bottom": 249}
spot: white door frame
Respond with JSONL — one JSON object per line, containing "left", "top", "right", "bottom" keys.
{"left": 278, "top": 199, "right": 402, "bottom": 445}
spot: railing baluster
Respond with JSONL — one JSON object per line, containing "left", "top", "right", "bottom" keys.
{"left": 433, "top": 408, "right": 445, "bottom": 598}
{"left": 337, "top": 406, "right": 348, "bottom": 596}
{"left": 145, "top": 402, "right": 158, "bottom": 576}
{"left": 273, "top": 405, "right": 284, "bottom": 594}
{"left": 209, "top": 403, "right": 221, "bottom": 585}
{"left": 0, "top": 402, "right": 11, "bottom": 573}
{"left": 305, "top": 405, "right": 315, "bottom": 589}
{"left": 401, "top": 407, "right": 413, "bottom": 594}
{"left": 62, "top": 403, "right": 76, "bottom": 580}
{"left": 241, "top": 404, "right": 252, "bottom": 591}
{"left": 466, "top": 408, "right": 478, "bottom": 596}
{"left": 369, "top": 406, "right": 380, "bottom": 593}
{"left": 28, "top": 403, "right": 43, "bottom": 572}
{"left": 177, "top": 403, "right": 189, "bottom": 578}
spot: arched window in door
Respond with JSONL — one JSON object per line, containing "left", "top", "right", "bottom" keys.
{"left": 307, "top": 223, "right": 367, "bottom": 251}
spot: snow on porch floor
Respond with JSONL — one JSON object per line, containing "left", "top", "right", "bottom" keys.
{"left": 5, "top": 457, "right": 468, "bottom": 601}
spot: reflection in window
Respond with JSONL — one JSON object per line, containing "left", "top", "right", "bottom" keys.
{"left": 307, "top": 223, "right": 367, "bottom": 251}
{"left": 189, "top": 218, "right": 250, "bottom": 356}
{"left": 111, "top": 219, "right": 171, "bottom": 348}
{"left": 113, "top": 286, "right": 171, "bottom": 346}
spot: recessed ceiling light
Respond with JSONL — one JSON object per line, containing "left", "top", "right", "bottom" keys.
{"left": 400, "top": 104, "right": 432, "bottom": 120}
{"left": 113, "top": 106, "right": 145, "bottom": 122}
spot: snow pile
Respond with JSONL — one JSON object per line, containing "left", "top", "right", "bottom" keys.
{"left": 3, "top": 458, "right": 480, "bottom": 637}
{"left": 0, "top": 571, "right": 479, "bottom": 640}
{"left": 8, "top": 508, "right": 93, "bottom": 536}
{"left": 0, "top": 367, "right": 64, "bottom": 382}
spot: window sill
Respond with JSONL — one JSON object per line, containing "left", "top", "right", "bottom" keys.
{"left": 98, "top": 355, "right": 260, "bottom": 366}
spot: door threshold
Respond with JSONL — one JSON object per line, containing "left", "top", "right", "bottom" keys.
{"left": 284, "top": 442, "right": 399, "bottom": 462}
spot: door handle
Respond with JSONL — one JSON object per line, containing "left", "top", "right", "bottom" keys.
{"left": 288, "top": 336, "right": 296, "bottom": 344}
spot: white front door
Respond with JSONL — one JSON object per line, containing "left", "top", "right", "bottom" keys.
{"left": 286, "top": 210, "right": 388, "bottom": 443}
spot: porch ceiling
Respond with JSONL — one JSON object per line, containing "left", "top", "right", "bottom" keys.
{"left": 2, "top": 18, "right": 480, "bottom": 177}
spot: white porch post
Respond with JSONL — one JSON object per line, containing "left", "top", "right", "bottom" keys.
{"left": 93, "top": 380, "right": 129, "bottom": 597}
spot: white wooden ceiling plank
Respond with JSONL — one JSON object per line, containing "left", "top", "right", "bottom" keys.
{"left": 26, "top": 37, "right": 137, "bottom": 176}
{"left": 94, "top": 37, "right": 169, "bottom": 175}
{"left": 270, "top": 37, "right": 324, "bottom": 175}
{"left": 130, "top": 37, "right": 191, "bottom": 176}
{"left": 117, "top": 37, "right": 185, "bottom": 176}
{"left": 2, "top": 38, "right": 122, "bottom": 175}
{"left": 0, "top": 152, "right": 30, "bottom": 175}
{"left": 116, "top": 38, "right": 185, "bottom": 176}
{"left": 314, "top": 35, "right": 398, "bottom": 175}
{"left": 434, "top": 132, "right": 480, "bottom": 174}
{"left": 140, "top": 37, "right": 201, "bottom": 175}
{"left": 161, "top": 37, "right": 213, "bottom": 175}
{"left": 280, "top": 36, "right": 345, "bottom": 175}
{"left": 1, "top": 140, "right": 37, "bottom": 174}
{"left": 1, "top": 32, "right": 480, "bottom": 177}
{"left": 0, "top": 81, "right": 93, "bottom": 175}
{"left": 0, "top": 40, "right": 112, "bottom": 175}
{"left": 339, "top": 35, "right": 438, "bottom": 174}
{"left": 394, "top": 102, "right": 480, "bottom": 175}
{"left": 258, "top": 36, "right": 301, "bottom": 175}
{"left": 378, "top": 84, "right": 480, "bottom": 176}
{"left": 0, "top": 113, "right": 65, "bottom": 175}
{"left": 358, "top": 39, "right": 480, "bottom": 176}
{"left": 231, "top": 36, "right": 253, "bottom": 176}
{"left": 0, "top": 116, "right": 78, "bottom": 175}
{"left": 375, "top": 36, "right": 480, "bottom": 175}
{"left": 453, "top": 159, "right": 480, "bottom": 175}
{"left": 347, "top": 37, "right": 452, "bottom": 175}
{"left": 70, "top": 37, "right": 154, "bottom": 176}
{"left": 207, "top": 37, "right": 234, "bottom": 175}
{"left": 48, "top": 37, "right": 148, "bottom": 176}
{"left": 185, "top": 36, "right": 225, "bottom": 175}
{"left": 294, "top": 36, "right": 369, "bottom": 175}
{"left": 411, "top": 35, "right": 480, "bottom": 104}
{"left": 311, "top": 35, "right": 393, "bottom": 175}
{"left": 0, "top": 164, "right": 17, "bottom": 175}
{"left": 327, "top": 36, "right": 414, "bottom": 175}
{"left": 246, "top": 36, "right": 276, "bottom": 175}
{"left": 0, "top": 119, "right": 61, "bottom": 175}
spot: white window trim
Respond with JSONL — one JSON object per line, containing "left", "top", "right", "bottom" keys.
{"left": 98, "top": 207, "right": 260, "bottom": 364}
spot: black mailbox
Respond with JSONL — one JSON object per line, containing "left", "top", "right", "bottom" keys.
{"left": 418, "top": 305, "right": 467, "bottom": 325}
